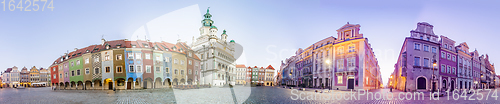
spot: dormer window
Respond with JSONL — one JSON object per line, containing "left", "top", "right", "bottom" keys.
{"left": 106, "top": 45, "right": 110, "bottom": 49}
{"left": 86, "top": 50, "right": 89, "bottom": 53}
{"left": 143, "top": 44, "right": 149, "bottom": 48}
{"left": 117, "top": 44, "right": 121, "bottom": 48}
{"left": 132, "top": 45, "right": 136, "bottom": 48}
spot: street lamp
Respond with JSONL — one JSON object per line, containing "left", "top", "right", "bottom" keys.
{"left": 432, "top": 59, "right": 437, "bottom": 93}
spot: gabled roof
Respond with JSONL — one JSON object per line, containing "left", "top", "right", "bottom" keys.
{"left": 266, "top": 65, "right": 274, "bottom": 70}
{"left": 236, "top": 65, "right": 246, "bottom": 68}
{"left": 254, "top": 66, "right": 258, "bottom": 68}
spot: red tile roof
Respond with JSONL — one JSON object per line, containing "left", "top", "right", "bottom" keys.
{"left": 236, "top": 64, "right": 246, "bottom": 68}
{"left": 266, "top": 65, "right": 275, "bottom": 70}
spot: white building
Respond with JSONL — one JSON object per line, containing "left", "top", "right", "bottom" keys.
{"left": 192, "top": 8, "right": 236, "bottom": 86}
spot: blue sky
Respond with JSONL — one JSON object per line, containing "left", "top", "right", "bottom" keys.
{"left": 1, "top": 0, "right": 499, "bottom": 85}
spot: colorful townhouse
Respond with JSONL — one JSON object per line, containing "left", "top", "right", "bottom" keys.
{"left": 10, "top": 66, "right": 20, "bottom": 87}
{"left": 456, "top": 42, "right": 472, "bottom": 90}
{"left": 265, "top": 65, "right": 275, "bottom": 86}
{"left": 29, "top": 67, "right": 40, "bottom": 87}
{"left": 471, "top": 50, "right": 481, "bottom": 89}
{"left": 439, "top": 36, "right": 457, "bottom": 92}
{"left": 20, "top": 67, "right": 30, "bottom": 87}
{"left": 235, "top": 65, "right": 246, "bottom": 85}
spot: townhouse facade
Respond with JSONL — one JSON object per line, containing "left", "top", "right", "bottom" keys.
{"left": 49, "top": 39, "right": 203, "bottom": 90}
{"left": 389, "top": 22, "right": 496, "bottom": 92}
{"left": 280, "top": 23, "right": 383, "bottom": 91}
{"left": 235, "top": 65, "right": 246, "bottom": 85}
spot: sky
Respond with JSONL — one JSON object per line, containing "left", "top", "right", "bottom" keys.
{"left": 1, "top": 0, "right": 499, "bottom": 86}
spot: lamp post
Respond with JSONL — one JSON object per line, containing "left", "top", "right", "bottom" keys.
{"left": 432, "top": 59, "right": 437, "bottom": 93}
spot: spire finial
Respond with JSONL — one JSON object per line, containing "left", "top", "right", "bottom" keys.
{"left": 223, "top": 29, "right": 226, "bottom": 34}
{"left": 207, "top": 7, "right": 210, "bottom": 13}
{"left": 347, "top": 22, "right": 349, "bottom": 24}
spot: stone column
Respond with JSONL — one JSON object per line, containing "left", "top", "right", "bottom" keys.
{"left": 153, "top": 80, "right": 155, "bottom": 89}
{"left": 133, "top": 81, "right": 136, "bottom": 90}
{"left": 92, "top": 82, "right": 95, "bottom": 90}
{"left": 112, "top": 80, "right": 115, "bottom": 90}
{"left": 76, "top": 83, "right": 78, "bottom": 90}
{"left": 125, "top": 80, "right": 128, "bottom": 90}
{"left": 102, "top": 81, "right": 104, "bottom": 90}
{"left": 70, "top": 83, "right": 72, "bottom": 90}
{"left": 83, "top": 83, "right": 86, "bottom": 90}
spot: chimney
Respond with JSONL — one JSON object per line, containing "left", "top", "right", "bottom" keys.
{"left": 101, "top": 38, "right": 106, "bottom": 45}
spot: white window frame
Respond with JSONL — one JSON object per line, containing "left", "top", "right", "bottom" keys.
{"left": 145, "top": 54, "right": 151, "bottom": 59}
{"left": 85, "top": 68, "right": 90, "bottom": 75}
{"left": 135, "top": 53, "right": 141, "bottom": 59}
{"left": 146, "top": 65, "right": 151, "bottom": 73}
{"left": 136, "top": 65, "right": 142, "bottom": 72}
{"left": 116, "top": 66, "right": 123, "bottom": 73}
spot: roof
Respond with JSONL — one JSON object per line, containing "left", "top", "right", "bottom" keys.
{"left": 4, "top": 68, "right": 12, "bottom": 73}
{"left": 230, "top": 40, "right": 235, "bottom": 42}
{"left": 266, "top": 65, "right": 275, "bottom": 70}
{"left": 236, "top": 65, "right": 246, "bottom": 68}
{"left": 254, "top": 66, "right": 258, "bottom": 68}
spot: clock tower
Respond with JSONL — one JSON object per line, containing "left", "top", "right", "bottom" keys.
{"left": 200, "top": 7, "right": 215, "bottom": 36}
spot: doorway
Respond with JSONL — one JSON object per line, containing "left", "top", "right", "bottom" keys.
{"left": 348, "top": 79, "right": 354, "bottom": 89}
{"left": 108, "top": 82, "right": 113, "bottom": 90}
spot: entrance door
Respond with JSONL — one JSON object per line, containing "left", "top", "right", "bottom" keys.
{"left": 108, "top": 82, "right": 113, "bottom": 90}
{"left": 451, "top": 81, "right": 455, "bottom": 92}
{"left": 417, "top": 77, "right": 426, "bottom": 89}
{"left": 127, "top": 82, "right": 131, "bottom": 89}
{"left": 348, "top": 79, "right": 354, "bottom": 89}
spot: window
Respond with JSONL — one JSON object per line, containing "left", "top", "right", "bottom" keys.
{"left": 71, "top": 62, "right": 74, "bottom": 67}
{"left": 105, "top": 67, "right": 110, "bottom": 73}
{"left": 116, "top": 54, "right": 122, "bottom": 60}
{"left": 94, "top": 68, "right": 99, "bottom": 74}
{"left": 420, "top": 36, "right": 423, "bottom": 39}
{"left": 452, "top": 56, "right": 456, "bottom": 62}
{"left": 129, "top": 65, "right": 134, "bottom": 72}
{"left": 71, "top": 71, "right": 75, "bottom": 76}
{"left": 414, "top": 57, "right": 420, "bottom": 66}
{"left": 189, "top": 60, "right": 192, "bottom": 65}
{"left": 165, "top": 67, "right": 169, "bottom": 73}
{"left": 189, "top": 69, "right": 192, "bottom": 74}
{"left": 181, "top": 60, "right": 185, "bottom": 65}
{"left": 136, "top": 65, "right": 142, "bottom": 72}
{"left": 156, "top": 56, "right": 161, "bottom": 61}
{"left": 94, "top": 57, "right": 99, "bottom": 62}
{"left": 165, "top": 57, "right": 170, "bottom": 62}
{"left": 337, "top": 76, "right": 343, "bottom": 84}
{"left": 128, "top": 53, "right": 134, "bottom": 59}
{"left": 77, "top": 70, "right": 80, "bottom": 75}
{"left": 174, "top": 59, "right": 178, "bottom": 64}
{"left": 117, "top": 66, "right": 122, "bottom": 73}
{"left": 447, "top": 53, "right": 451, "bottom": 60}
{"left": 348, "top": 44, "right": 355, "bottom": 52}
{"left": 427, "top": 37, "right": 430, "bottom": 41}
{"left": 337, "top": 59, "right": 344, "bottom": 70}
{"left": 441, "top": 65, "right": 446, "bottom": 73}
{"left": 441, "top": 52, "right": 446, "bottom": 58}
{"left": 175, "top": 69, "right": 178, "bottom": 74}
{"left": 449, "top": 46, "right": 452, "bottom": 50}
{"left": 85, "top": 68, "right": 90, "bottom": 75}
{"left": 146, "top": 66, "right": 151, "bottom": 73}
{"left": 145, "top": 54, "right": 151, "bottom": 59}
{"left": 338, "top": 47, "right": 344, "bottom": 54}
{"left": 181, "top": 70, "right": 184, "bottom": 75}
{"left": 424, "top": 45, "right": 429, "bottom": 52}
{"left": 85, "top": 58, "right": 89, "bottom": 64}
{"left": 135, "top": 53, "right": 141, "bottom": 59}
{"left": 52, "top": 68, "right": 55, "bottom": 71}
{"left": 414, "top": 43, "right": 420, "bottom": 50}
{"left": 156, "top": 67, "right": 160, "bottom": 72}
{"left": 447, "top": 66, "right": 451, "bottom": 73}
{"left": 424, "top": 58, "right": 429, "bottom": 67}
{"left": 431, "top": 47, "right": 437, "bottom": 53}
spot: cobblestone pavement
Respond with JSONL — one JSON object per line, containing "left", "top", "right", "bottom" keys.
{"left": 1, "top": 86, "right": 499, "bottom": 104}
